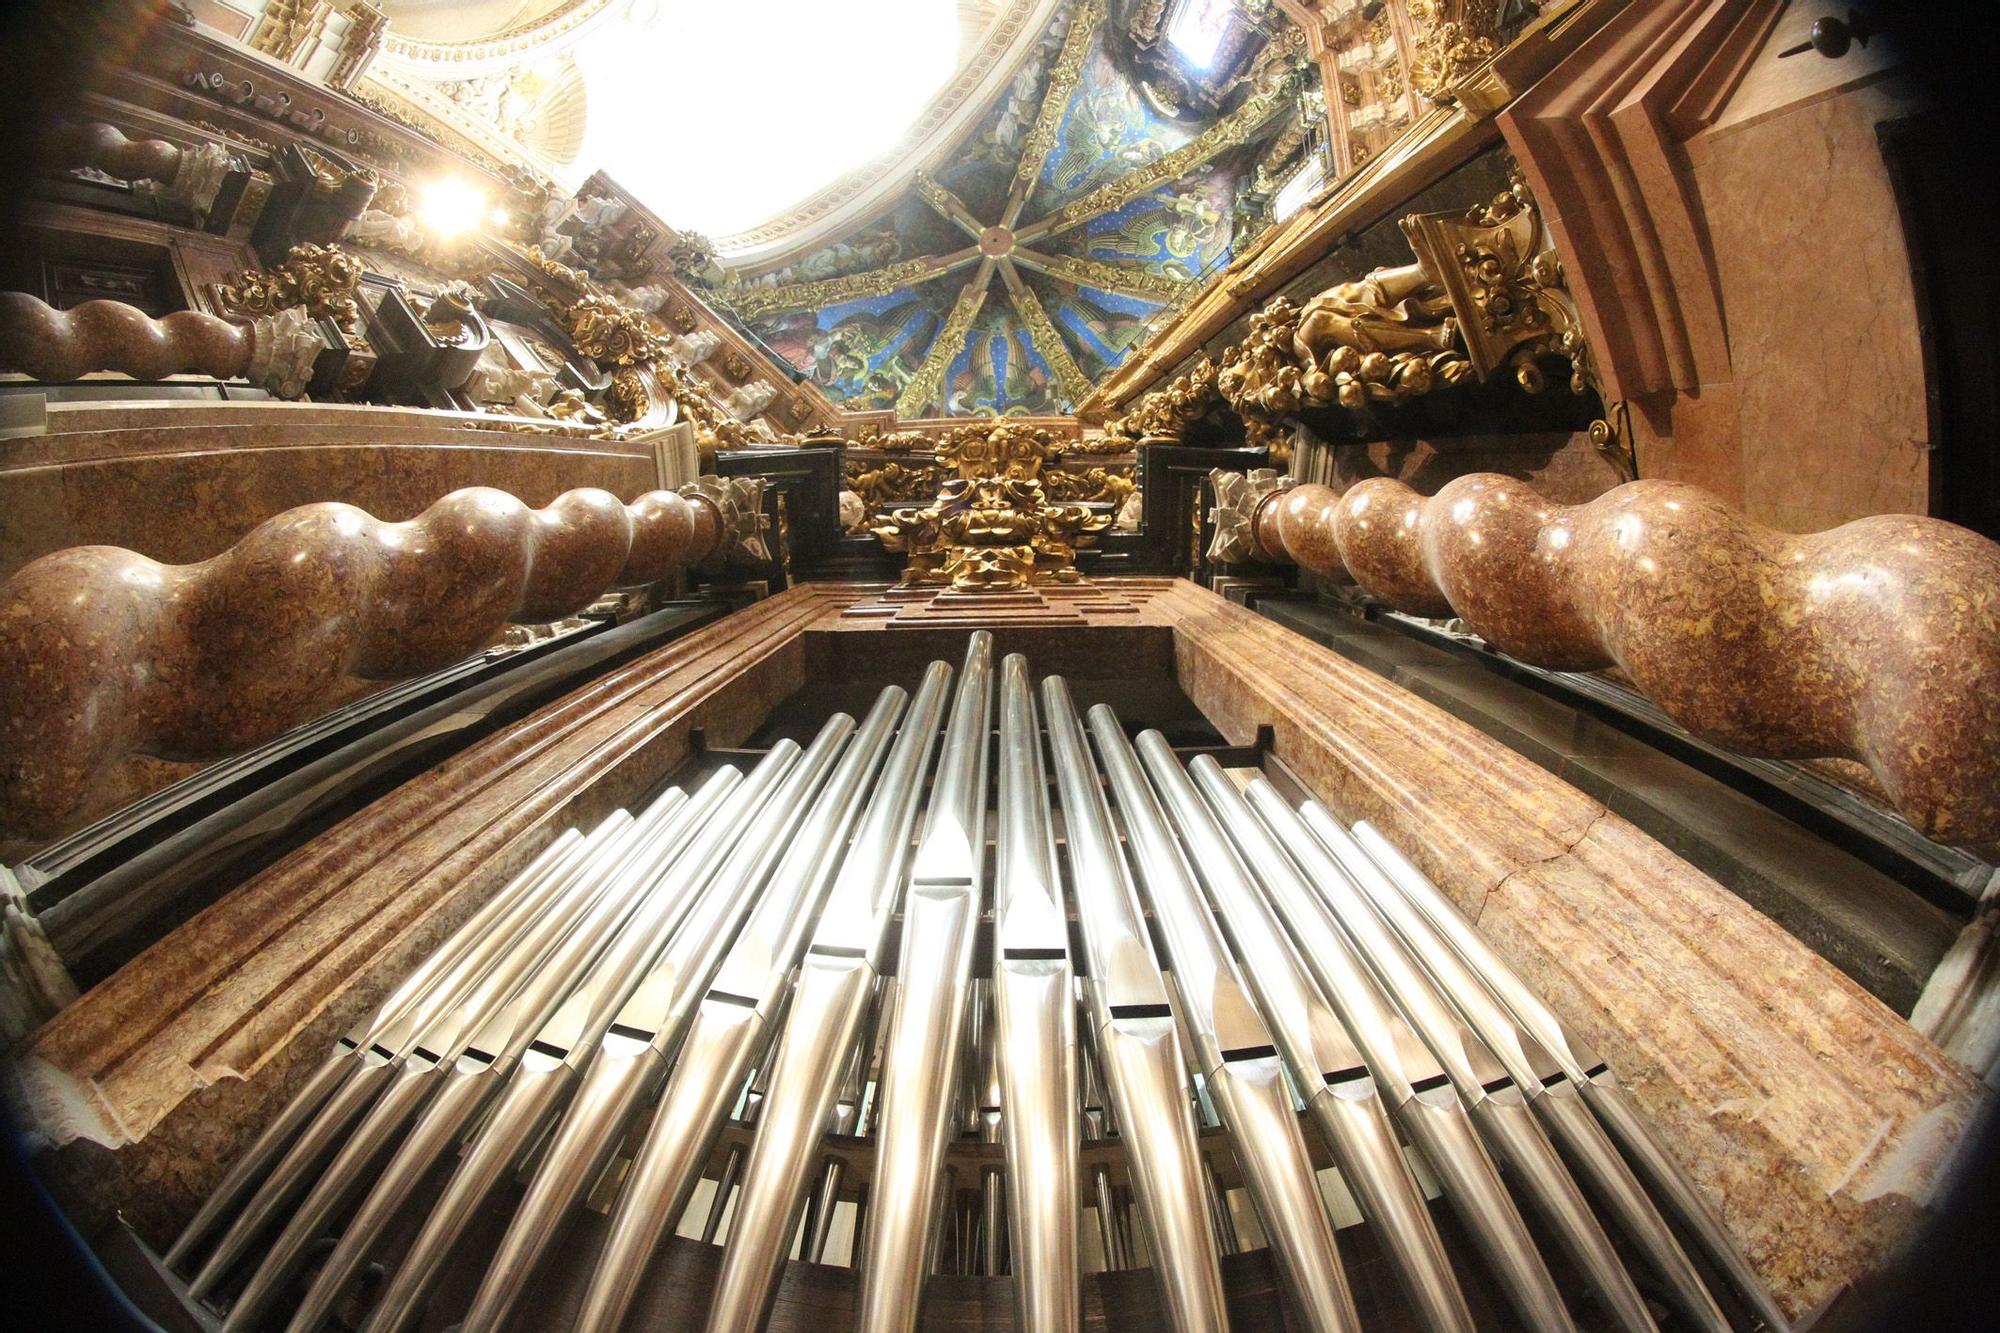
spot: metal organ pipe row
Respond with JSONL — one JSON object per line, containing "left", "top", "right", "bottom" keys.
{"left": 165, "top": 636, "right": 1788, "bottom": 1332}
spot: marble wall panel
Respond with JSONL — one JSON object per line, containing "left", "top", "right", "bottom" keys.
{"left": 1502, "top": 1, "right": 1933, "bottom": 533}
{"left": 1684, "top": 78, "right": 1933, "bottom": 532}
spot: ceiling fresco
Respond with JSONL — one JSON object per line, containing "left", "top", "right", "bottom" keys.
{"left": 697, "top": 0, "right": 1315, "bottom": 418}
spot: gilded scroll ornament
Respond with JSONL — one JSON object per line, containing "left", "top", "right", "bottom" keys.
{"left": 1405, "top": 0, "right": 1505, "bottom": 102}
{"left": 845, "top": 459, "right": 947, "bottom": 524}
{"left": 1012, "top": 250, "right": 1186, "bottom": 301}
{"left": 515, "top": 242, "right": 802, "bottom": 446}
{"left": 1213, "top": 173, "right": 1594, "bottom": 438}
{"left": 1004, "top": 278, "right": 1094, "bottom": 406}
{"left": 1038, "top": 74, "right": 1300, "bottom": 235}
{"left": 1014, "top": 0, "right": 1105, "bottom": 195}
{"left": 711, "top": 256, "right": 953, "bottom": 322}
{"left": 1043, "top": 465, "right": 1136, "bottom": 507}
{"left": 896, "top": 266, "right": 995, "bottom": 418}
{"left": 215, "top": 242, "right": 364, "bottom": 332}
{"left": 1103, "top": 357, "right": 1226, "bottom": 444}
{"left": 861, "top": 429, "right": 938, "bottom": 454}
{"left": 564, "top": 292, "right": 666, "bottom": 366}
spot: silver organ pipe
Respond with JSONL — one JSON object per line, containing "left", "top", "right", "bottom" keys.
{"left": 853, "top": 630, "right": 994, "bottom": 1333}
{"left": 1313, "top": 807, "right": 1723, "bottom": 1332}
{"left": 1348, "top": 820, "right": 1792, "bottom": 1333}
{"left": 241, "top": 728, "right": 834, "bottom": 1333}
{"left": 1165, "top": 746, "right": 1477, "bottom": 1333}
{"left": 696, "top": 656, "right": 956, "bottom": 1333}
{"left": 1239, "top": 780, "right": 1590, "bottom": 1331}
{"left": 163, "top": 641, "right": 1772, "bottom": 1333}
{"left": 300, "top": 717, "right": 857, "bottom": 1333}
{"left": 991, "top": 652, "right": 1080, "bottom": 1330}
{"left": 1089, "top": 707, "right": 1361, "bottom": 1333}
{"left": 1042, "top": 676, "right": 1231, "bottom": 1331}
{"left": 360, "top": 692, "right": 898, "bottom": 1333}
{"left": 564, "top": 681, "right": 910, "bottom": 1332}
{"left": 186, "top": 808, "right": 641, "bottom": 1305}
{"left": 1292, "top": 798, "right": 1665, "bottom": 1333}
{"left": 161, "top": 824, "right": 588, "bottom": 1273}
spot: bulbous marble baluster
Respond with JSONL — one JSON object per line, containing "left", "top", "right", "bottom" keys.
{"left": 0, "top": 293, "right": 332, "bottom": 398}
{"left": 0, "top": 483, "right": 740, "bottom": 842}
{"left": 0, "top": 294, "right": 253, "bottom": 383}
{"left": 53, "top": 121, "right": 183, "bottom": 183}
{"left": 1223, "top": 472, "right": 2000, "bottom": 845}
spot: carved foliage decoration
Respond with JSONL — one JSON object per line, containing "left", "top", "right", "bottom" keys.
{"left": 1211, "top": 171, "right": 1598, "bottom": 452}
{"left": 563, "top": 292, "right": 665, "bottom": 366}
{"left": 216, "top": 242, "right": 365, "bottom": 331}
{"left": 518, "top": 243, "right": 794, "bottom": 445}
{"left": 1404, "top": 0, "right": 1506, "bottom": 102}
{"left": 865, "top": 421, "right": 1114, "bottom": 590}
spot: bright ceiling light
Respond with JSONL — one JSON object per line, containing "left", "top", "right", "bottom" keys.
{"left": 418, "top": 177, "right": 490, "bottom": 238}
{"left": 572, "top": 0, "right": 960, "bottom": 240}
{"left": 1273, "top": 157, "right": 1327, "bottom": 221}
{"left": 1168, "top": 0, "right": 1231, "bottom": 71}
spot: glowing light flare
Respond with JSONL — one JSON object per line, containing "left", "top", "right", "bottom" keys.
{"left": 418, "top": 178, "right": 491, "bottom": 239}
{"left": 1272, "top": 157, "right": 1325, "bottom": 221}
{"left": 572, "top": 0, "right": 961, "bottom": 238}
{"left": 1168, "top": 0, "right": 1233, "bottom": 71}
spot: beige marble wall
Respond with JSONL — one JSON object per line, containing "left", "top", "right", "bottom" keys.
{"left": 1679, "top": 76, "right": 1932, "bottom": 531}
{"left": 1503, "top": 0, "right": 1934, "bottom": 534}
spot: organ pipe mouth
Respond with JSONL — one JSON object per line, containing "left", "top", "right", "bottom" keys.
{"left": 164, "top": 640, "right": 1781, "bottom": 1333}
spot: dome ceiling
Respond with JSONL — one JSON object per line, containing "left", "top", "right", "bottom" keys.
{"left": 364, "top": 0, "right": 1318, "bottom": 418}
{"left": 691, "top": 0, "right": 1314, "bottom": 418}
{"left": 369, "top": 0, "right": 1054, "bottom": 248}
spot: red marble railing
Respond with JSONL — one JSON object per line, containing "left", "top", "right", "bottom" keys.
{"left": 53, "top": 121, "right": 185, "bottom": 183}
{"left": 0, "top": 479, "right": 766, "bottom": 841}
{"left": 0, "top": 294, "right": 250, "bottom": 382}
{"left": 1211, "top": 470, "right": 2000, "bottom": 845}
{"left": 0, "top": 293, "right": 322, "bottom": 397}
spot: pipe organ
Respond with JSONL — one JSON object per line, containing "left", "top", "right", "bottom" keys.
{"left": 156, "top": 633, "right": 1791, "bottom": 1332}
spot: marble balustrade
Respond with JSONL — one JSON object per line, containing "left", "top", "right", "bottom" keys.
{"left": 52, "top": 120, "right": 195, "bottom": 185}
{"left": 0, "top": 292, "right": 324, "bottom": 398}
{"left": 1213, "top": 470, "right": 2000, "bottom": 846}
{"left": 0, "top": 478, "right": 764, "bottom": 842}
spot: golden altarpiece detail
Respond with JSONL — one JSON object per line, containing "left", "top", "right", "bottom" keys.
{"left": 869, "top": 423, "right": 1114, "bottom": 591}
